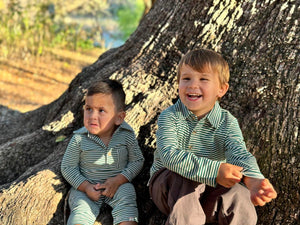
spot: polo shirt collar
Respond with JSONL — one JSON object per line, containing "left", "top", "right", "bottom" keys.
{"left": 205, "top": 101, "right": 222, "bottom": 128}
{"left": 73, "top": 121, "right": 133, "bottom": 136}
{"left": 175, "top": 99, "right": 197, "bottom": 121}
{"left": 175, "top": 99, "right": 222, "bottom": 128}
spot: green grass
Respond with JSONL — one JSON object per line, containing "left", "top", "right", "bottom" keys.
{"left": 0, "top": 1, "right": 98, "bottom": 59}
{"left": 0, "top": 0, "right": 145, "bottom": 59}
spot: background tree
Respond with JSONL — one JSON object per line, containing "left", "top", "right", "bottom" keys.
{"left": 143, "top": 0, "right": 156, "bottom": 15}
{"left": 0, "top": 0, "right": 299, "bottom": 224}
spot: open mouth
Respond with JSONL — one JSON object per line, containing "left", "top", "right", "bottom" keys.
{"left": 187, "top": 93, "right": 202, "bottom": 100}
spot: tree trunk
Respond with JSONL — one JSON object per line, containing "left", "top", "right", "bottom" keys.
{"left": 0, "top": 0, "right": 299, "bottom": 224}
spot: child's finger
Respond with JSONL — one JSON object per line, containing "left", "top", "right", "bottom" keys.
{"left": 258, "top": 193, "right": 272, "bottom": 203}
{"left": 94, "top": 183, "right": 101, "bottom": 189}
{"left": 232, "top": 169, "right": 243, "bottom": 178}
{"left": 226, "top": 177, "right": 240, "bottom": 187}
{"left": 233, "top": 165, "right": 243, "bottom": 172}
{"left": 231, "top": 171, "right": 242, "bottom": 183}
{"left": 261, "top": 179, "right": 270, "bottom": 188}
{"left": 261, "top": 180, "right": 277, "bottom": 198}
{"left": 231, "top": 177, "right": 242, "bottom": 183}
{"left": 251, "top": 194, "right": 266, "bottom": 206}
{"left": 264, "top": 189, "right": 277, "bottom": 198}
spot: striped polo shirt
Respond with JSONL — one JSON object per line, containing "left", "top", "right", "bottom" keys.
{"left": 61, "top": 121, "right": 144, "bottom": 189}
{"left": 150, "top": 99, "right": 264, "bottom": 187}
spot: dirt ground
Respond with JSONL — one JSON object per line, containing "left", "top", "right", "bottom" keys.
{"left": 0, "top": 48, "right": 103, "bottom": 113}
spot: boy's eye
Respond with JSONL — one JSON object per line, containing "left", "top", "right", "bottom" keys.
{"left": 200, "top": 78, "right": 208, "bottom": 81}
{"left": 85, "top": 107, "right": 92, "bottom": 112}
{"left": 182, "top": 77, "right": 190, "bottom": 80}
{"left": 99, "top": 109, "right": 105, "bottom": 113}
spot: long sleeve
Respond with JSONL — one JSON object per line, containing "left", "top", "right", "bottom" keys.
{"left": 61, "top": 135, "right": 87, "bottom": 189}
{"left": 156, "top": 110, "right": 221, "bottom": 187}
{"left": 120, "top": 134, "right": 144, "bottom": 182}
{"left": 224, "top": 118, "right": 264, "bottom": 179}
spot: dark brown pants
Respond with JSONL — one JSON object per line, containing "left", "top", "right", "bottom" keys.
{"left": 149, "top": 168, "right": 257, "bottom": 225}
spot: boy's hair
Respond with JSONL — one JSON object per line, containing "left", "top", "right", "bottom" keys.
{"left": 177, "top": 49, "right": 230, "bottom": 86}
{"left": 86, "top": 79, "right": 126, "bottom": 111}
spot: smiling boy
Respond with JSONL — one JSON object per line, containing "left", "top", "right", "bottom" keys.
{"left": 61, "top": 79, "right": 144, "bottom": 225}
{"left": 149, "top": 49, "right": 277, "bottom": 225}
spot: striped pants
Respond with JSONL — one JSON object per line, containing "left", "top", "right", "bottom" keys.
{"left": 68, "top": 183, "right": 138, "bottom": 225}
{"left": 149, "top": 168, "right": 257, "bottom": 225}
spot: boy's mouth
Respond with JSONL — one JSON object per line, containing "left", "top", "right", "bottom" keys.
{"left": 187, "top": 93, "right": 202, "bottom": 100}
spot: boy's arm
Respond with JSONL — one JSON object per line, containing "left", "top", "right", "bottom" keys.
{"left": 156, "top": 111, "right": 221, "bottom": 187}
{"left": 61, "top": 135, "right": 87, "bottom": 189}
{"left": 120, "top": 135, "right": 144, "bottom": 182}
{"left": 224, "top": 118, "right": 265, "bottom": 179}
{"left": 223, "top": 117, "right": 278, "bottom": 204}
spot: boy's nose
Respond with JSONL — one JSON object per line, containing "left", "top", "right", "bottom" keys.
{"left": 90, "top": 110, "right": 98, "bottom": 118}
{"left": 188, "top": 79, "right": 199, "bottom": 88}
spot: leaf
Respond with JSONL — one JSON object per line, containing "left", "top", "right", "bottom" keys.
{"left": 55, "top": 135, "right": 67, "bottom": 142}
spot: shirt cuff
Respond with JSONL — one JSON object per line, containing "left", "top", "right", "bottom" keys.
{"left": 120, "top": 171, "right": 133, "bottom": 182}
{"left": 208, "top": 161, "right": 222, "bottom": 187}
{"left": 72, "top": 176, "right": 88, "bottom": 189}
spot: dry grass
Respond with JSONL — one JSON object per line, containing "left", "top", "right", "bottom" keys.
{"left": 0, "top": 48, "right": 103, "bottom": 113}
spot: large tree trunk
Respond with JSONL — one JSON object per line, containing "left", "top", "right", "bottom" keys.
{"left": 0, "top": 0, "right": 299, "bottom": 224}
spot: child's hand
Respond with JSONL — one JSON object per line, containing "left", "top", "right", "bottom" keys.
{"left": 216, "top": 163, "right": 243, "bottom": 188}
{"left": 98, "top": 174, "right": 128, "bottom": 198}
{"left": 243, "top": 177, "right": 277, "bottom": 206}
{"left": 77, "top": 181, "right": 103, "bottom": 201}
{"left": 85, "top": 183, "right": 103, "bottom": 201}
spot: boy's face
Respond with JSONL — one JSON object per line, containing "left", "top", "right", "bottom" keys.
{"left": 83, "top": 93, "right": 125, "bottom": 138}
{"left": 178, "top": 63, "right": 228, "bottom": 119}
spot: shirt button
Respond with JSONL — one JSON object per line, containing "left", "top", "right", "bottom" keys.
{"left": 192, "top": 130, "right": 197, "bottom": 134}
{"left": 188, "top": 145, "right": 193, "bottom": 149}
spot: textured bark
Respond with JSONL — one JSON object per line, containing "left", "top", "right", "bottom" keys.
{"left": 0, "top": 0, "right": 299, "bottom": 224}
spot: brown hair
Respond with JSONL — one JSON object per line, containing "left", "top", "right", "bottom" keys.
{"left": 86, "top": 79, "right": 126, "bottom": 111}
{"left": 177, "top": 49, "right": 230, "bottom": 86}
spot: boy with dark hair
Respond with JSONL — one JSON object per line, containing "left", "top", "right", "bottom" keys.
{"left": 149, "top": 49, "right": 277, "bottom": 225}
{"left": 62, "top": 79, "right": 144, "bottom": 225}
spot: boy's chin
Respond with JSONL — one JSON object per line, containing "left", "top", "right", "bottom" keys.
{"left": 86, "top": 127, "right": 100, "bottom": 135}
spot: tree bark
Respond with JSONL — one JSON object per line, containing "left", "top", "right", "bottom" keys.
{"left": 0, "top": 0, "right": 299, "bottom": 224}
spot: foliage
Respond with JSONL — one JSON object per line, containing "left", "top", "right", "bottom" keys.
{"left": 116, "top": 0, "right": 145, "bottom": 40}
{"left": 0, "top": 0, "right": 104, "bottom": 59}
{"left": 0, "top": 0, "right": 144, "bottom": 59}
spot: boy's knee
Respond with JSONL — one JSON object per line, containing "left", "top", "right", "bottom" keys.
{"left": 68, "top": 188, "right": 100, "bottom": 225}
{"left": 220, "top": 184, "right": 257, "bottom": 225}
{"left": 68, "top": 208, "right": 98, "bottom": 225}
{"left": 109, "top": 183, "right": 138, "bottom": 225}
{"left": 115, "top": 183, "right": 136, "bottom": 199}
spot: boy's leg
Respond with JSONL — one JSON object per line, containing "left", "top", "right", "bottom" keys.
{"left": 149, "top": 168, "right": 206, "bottom": 225}
{"left": 106, "top": 183, "right": 138, "bottom": 225}
{"left": 201, "top": 183, "right": 257, "bottom": 225}
{"left": 68, "top": 187, "right": 101, "bottom": 225}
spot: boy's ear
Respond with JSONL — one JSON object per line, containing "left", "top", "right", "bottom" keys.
{"left": 217, "top": 83, "right": 229, "bottom": 98}
{"left": 115, "top": 111, "right": 126, "bottom": 125}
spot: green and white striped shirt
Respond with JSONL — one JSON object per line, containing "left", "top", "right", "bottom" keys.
{"left": 61, "top": 121, "right": 144, "bottom": 189}
{"left": 150, "top": 100, "right": 264, "bottom": 187}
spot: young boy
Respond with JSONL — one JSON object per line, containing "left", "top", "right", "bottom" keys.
{"left": 61, "top": 79, "right": 144, "bottom": 225}
{"left": 149, "top": 49, "right": 277, "bottom": 225}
